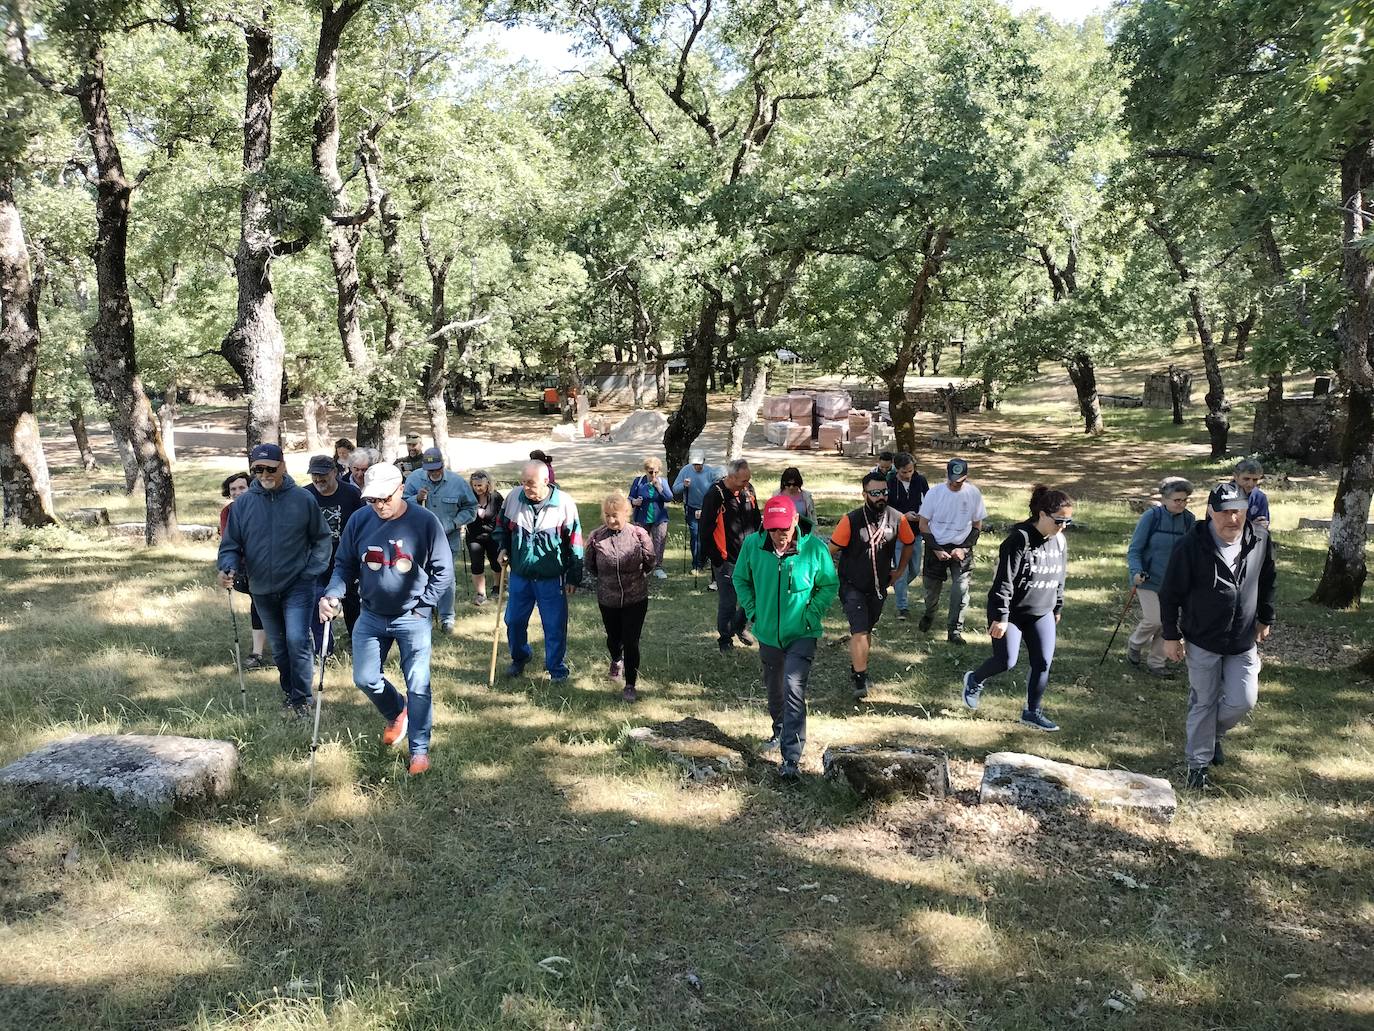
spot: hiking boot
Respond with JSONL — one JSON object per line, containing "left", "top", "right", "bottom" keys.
{"left": 898, "top": 609, "right": 909, "bottom": 622}
{"left": 245, "top": 653, "right": 266, "bottom": 671}
{"left": 718, "top": 639, "right": 735, "bottom": 655}
{"left": 621, "top": 684, "right": 638, "bottom": 703}
{"left": 408, "top": 754, "right": 431, "bottom": 777}
{"left": 290, "top": 701, "right": 313, "bottom": 721}
{"left": 778, "top": 761, "right": 801, "bottom": 782}
{"left": 918, "top": 613, "right": 934, "bottom": 632}
{"left": 736, "top": 629, "right": 755, "bottom": 647}
{"left": 473, "top": 593, "right": 487, "bottom": 607}
{"left": 1186, "top": 766, "right": 1209, "bottom": 790}
{"left": 381, "top": 707, "right": 408, "bottom": 748}
{"left": 1020, "top": 708, "right": 1059, "bottom": 732}
{"left": 1144, "top": 665, "right": 1177, "bottom": 680}
{"left": 851, "top": 669, "right": 870, "bottom": 701}
{"left": 962, "top": 671, "right": 983, "bottom": 710}
{"left": 759, "top": 735, "right": 781, "bottom": 754}
{"left": 1126, "top": 646, "right": 1141, "bottom": 667}
{"left": 505, "top": 660, "right": 526, "bottom": 678}
{"left": 947, "top": 630, "right": 966, "bottom": 645}
{"left": 1211, "top": 737, "right": 1225, "bottom": 766}
{"left": 609, "top": 659, "right": 624, "bottom": 681}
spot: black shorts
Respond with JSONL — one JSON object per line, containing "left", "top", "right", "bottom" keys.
{"left": 841, "top": 585, "right": 886, "bottom": 634}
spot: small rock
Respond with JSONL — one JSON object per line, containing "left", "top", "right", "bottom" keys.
{"left": 66, "top": 507, "right": 110, "bottom": 528}
{"left": 979, "top": 752, "right": 1176, "bottom": 822}
{"left": 626, "top": 718, "right": 754, "bottom": 781}
{"left": 822, "top": 744, "right": 950, "bottom": 801}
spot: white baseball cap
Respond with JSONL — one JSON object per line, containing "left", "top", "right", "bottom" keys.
{"left": 689, "top": 451, "right": 705, "bottom": 464}
{"left": 361, "top": 462, "right": 403, "bottom": 500}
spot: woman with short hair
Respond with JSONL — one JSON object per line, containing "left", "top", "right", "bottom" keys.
{"left": 1126, "top": 477, "right": 1196, "bottom": 678}
{"left": 585, "top": 493, "right": 656, "bottom": 702}
{"left": 778, "top": 467, "right": 815, "bottom": 521}
{"left": 219, "top": 472, "right": 269, "bottom": 669}
{"left": 628, "top": 456, "right": 673, "bottom": 579}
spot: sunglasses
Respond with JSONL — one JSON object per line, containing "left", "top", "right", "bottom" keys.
{"left": 866, "top": 488, "right": 888, "bottom": 497}
{"left": 250, "top": 464, "right": 280, "bottom": 475}
{"left": 1052, "top": 516, "right": 1073, "bottom": 527}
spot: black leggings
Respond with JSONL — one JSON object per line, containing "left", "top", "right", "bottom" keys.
{"left": 971, "top": 611, "right": 1057, "bottom": 711}
{"left": 599, "top": 599, "right": 649, "bottom": 686}
{"left": 467, "top": 535, "right": 500, "bottom": 575}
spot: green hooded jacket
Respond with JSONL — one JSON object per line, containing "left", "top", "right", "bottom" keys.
{"left": 734, "top": 519, "right": 839, "bottom": 649}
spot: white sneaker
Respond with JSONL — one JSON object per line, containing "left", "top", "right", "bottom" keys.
{"left": 653, "top": 568, "right": 668, "bottom": 579}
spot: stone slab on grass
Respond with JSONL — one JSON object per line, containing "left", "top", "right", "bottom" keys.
{"left": 0, "top": 733, "right": 239, "bottom": 813}
{"left": 112, "top": 522, "right": 215, "bottom": 541}
{"left": 67, "top": 507, "right": 110, "bottom": 527}
{"left": 980, "top": 752, "right": 1176, "bottom": 823}
{"left": 823, "top": 744, "right": 950, "bottom": 801}
{"left": 1298, "top": 517, "right": 1374, "bottom": 532}
{"left": 626, "top": 717, "right": 754, "bottom": 782}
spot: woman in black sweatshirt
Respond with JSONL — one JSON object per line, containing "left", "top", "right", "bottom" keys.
{"left": 960, "top": 484, "right": 1074, "bottom": 731}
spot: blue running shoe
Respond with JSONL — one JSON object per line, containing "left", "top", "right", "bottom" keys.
{"left": 962, "top": 671, "right": 983, "bottom": 710}
{"left": 1020, "top": 708, "right": 1059, "bottom": 732}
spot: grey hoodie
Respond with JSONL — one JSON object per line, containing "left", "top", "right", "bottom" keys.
{"left": 217, "top": 473, "right": 333, "bottom": 595}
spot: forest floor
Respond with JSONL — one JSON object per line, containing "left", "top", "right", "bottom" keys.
{"left": 3, "top": 349, "right": 1371, "bottom": 1030}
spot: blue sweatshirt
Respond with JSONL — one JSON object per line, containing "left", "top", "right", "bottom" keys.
{"left": 324, "top": 502, "right": 454, "bottom": 619}
{"left": 218, "top": 474, "right": 333, "bottom": 595}
{"left": 672, "top": 464, "right": 722, "bottom": 511}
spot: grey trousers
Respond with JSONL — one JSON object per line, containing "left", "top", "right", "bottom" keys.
{"left": 715, "top": 561, "right": 747, "bottom": 644}
{"left": 922, "top": 570, "right": 971, "bottom": 632}
{"left": 1184, "top": 644, "right": 1260, "bottom": 768}
{"left": 760, "top": 637, "right": 817, "bottom": 765}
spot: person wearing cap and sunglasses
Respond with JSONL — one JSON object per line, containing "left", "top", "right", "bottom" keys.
{"left": 320, "top": 462, "right": 453, "bottom": 776}
{"left": 828, "top": 472, "right": 916, "bottom": 700}
{"left": 1159, "top": 481, "right": 1277, "bottom": 790}
{"left": 916, "top": 457, "right": 988, "bottom": 644}
{"left": 402, "top": 447, "right": 477, "bottom": 632}
{"left": 734, "top": 494, "right": 839, "bottom": 780}
{"left": 217, "top": 444, "right": 333, "bottom": 718}
{"left": 305, "top": 453, "right": 365, "bottom": 653}
{"left": 960, "top": 485, "right": 1074, "bottom": 732}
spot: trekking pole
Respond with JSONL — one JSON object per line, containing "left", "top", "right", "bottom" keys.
{"left": 487, "top": 564, "right": 508, "bottom": 688}
{"left": 226, "top": 588, "right": 247, "bottom": 712}
{"left": 1098, "top": 585, "right": 1138, "bottom": 667}
{"left": 308, "top": 617, "right": 332, "bottom": 803}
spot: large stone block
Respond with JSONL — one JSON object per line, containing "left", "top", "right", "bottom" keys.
{"left": 822, "top": 744, "right": 950, "bottom": 801}
{"left": 0, "top": 733, "right": 239, "bottom": 813}
{"left": 111, "top": 522, "right": 215, "bottom": 541}
{"left": 980, "top": 752, "right": 1176, "bottom": 823}
{"left": 626, "top": 717, "right": 754, "bottom": 782}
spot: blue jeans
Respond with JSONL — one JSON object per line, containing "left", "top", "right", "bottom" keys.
{"left": 760, "top": 637, "right": 817, "bottom": 764}
{"left": 892, "top": 536, "right": 923, "bottom": 612}
{"left": 351, "top": 608, "right": 434, "bottom": 756}
{"left": 436, "top": 532, "right": 462, "bottom": 624}
{"left": 253, "top": 576, "right": 317, "bottom": 705}
{"left": 506, "top": 573, "right": 569, "bottom": 678}
{"left": 686, "top": 508, "right": 705, "bottom": 570}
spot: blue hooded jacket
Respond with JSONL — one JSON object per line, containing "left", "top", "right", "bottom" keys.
{"left": 217, "top": 473, "right": 333, "bottom": 595}
{"left": 1127, "top": 504, "right": 1196, "bottom": 591}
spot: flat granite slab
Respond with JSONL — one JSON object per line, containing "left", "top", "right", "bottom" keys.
{"left": 0, "top": 733, "right": 238, "bottom": 812}
{"left": 626, "top": 717, "right": 754, "bottom": 781}
{"left": 980, "top": 751, "right": 1176, "bottom": 823}
{"left": 823, "top": 744, "right": 950, "bottom": 801}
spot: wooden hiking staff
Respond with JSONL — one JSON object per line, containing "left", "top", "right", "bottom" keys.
{"left": 487, "top": 564, "right": 508, "bottom": 688}
{"left": 1099, "top": 585, "right": 1138, "bottom": 666}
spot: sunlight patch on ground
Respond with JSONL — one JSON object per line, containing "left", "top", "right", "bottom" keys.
{"left": 561, "top": 774, "right": 747, "bottom": 826}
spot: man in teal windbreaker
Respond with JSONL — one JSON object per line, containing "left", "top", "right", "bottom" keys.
{"left": 734, "top": 494, "right": 839, "bottom": 780}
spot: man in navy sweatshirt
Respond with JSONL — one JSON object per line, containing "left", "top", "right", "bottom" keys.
{"left": 319, "top": 462, "right": 453, "bottom": 776}
{"left": 218, "top": 443, "right": 333, "bottom": 717}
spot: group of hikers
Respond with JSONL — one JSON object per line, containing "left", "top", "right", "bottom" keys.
{"left": 216, "top": 437, "right": 1276, "bottom": 790}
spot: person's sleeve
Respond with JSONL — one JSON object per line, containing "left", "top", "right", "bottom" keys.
{"left": 417, "top": 517, "right": 453, "bottom": 612}
{"left": 325, "top": 519, "right": 359, "bottom": 600}
{"left": 1158, "top": 541, "right": 1190, "bottom": 641}
{"left": 986, "top": 534, "right": 1019, "bottom": 624}
{"left": 452, "top": 478, "right": 477, "bottom": 529}
{"left": 974, "top": 489, "right": 988, "bottom": 522}
{"left": 829, "top": 514, "right": 852, "bottom": 548}
{"left": 1257, "top": 491, "right": 1271, "bottom": 522}
{"left": 658, "top": 478, "right": 673, "bottom": 505}
{"left": 561, "top": 498, "right": 584, "bottom": 586}
{"left": 1257, "top": 533, "right": 1277, "bottom": 625}
{"left": 638, "top": 526, "right": 657, "bottom": 575}
{"left": 808, "top": 542, "right": 840, "bottom": 625}
{"left": 897, "top": 517, "right": 916, "bottom": 545}
{"left": 584, "top": 530, "right": 600, "bottom": 578}
{"left": 302, "top": 502, "right": 333, "bottom": 580}
{"left": 217, "top": 504, "right": 243, "bottom": 573}
{"left": 493, "top": 498, "right": 511, "bottom": 556}
{"left": 734, "top": 538, "right": 757, "bottom": 622}
{"left": 1126, "top": 511, "right": 1152, "bottom": 581}
{"left": 671, "top": 468, "right": 686, "bottom": 499}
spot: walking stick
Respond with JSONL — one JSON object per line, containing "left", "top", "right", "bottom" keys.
{"left": 226, "top": 588, "right": 247, "bottom": 712}
{"left": 1098, "top": 585, "right": 1138, "bottom": 667}
{"left": 487, "top": 564, "right": 508, "bottom": 688}
{"left": 308, "top": 618, "right": 332, "bottom": 803}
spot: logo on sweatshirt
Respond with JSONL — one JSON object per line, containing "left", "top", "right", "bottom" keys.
{"left": 363, "top": 540, "right": 414, "bottom": 572}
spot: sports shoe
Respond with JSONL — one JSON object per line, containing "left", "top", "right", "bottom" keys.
{"left": 718, "top": 639, "right": 734, "bottom": 654}
{"left": 609, "top": 659, "right": 624, "bottom": 681}
{"left": 962, "top": 671, "right": 983, "bottom": 710}
{"left": 621, "top": 684, "right": 638, "bottom": 703}
{"left": 245, "top": 653, "right": 266, "bottom": 671}
{"left": 898, "top": 609, "right": 909, "bottom": 622}
{"left": 778, "top": 761, "right": 801, "bottom": 782}
{"left": 947, "top": 630, "right": 966, "bottom": 645}
{"left": 851, "top": 669, "right": 870, "bottom": 701}
{"left": 505, "top": 661, "right": 526, "bottom": 678}
{"left": 1211, "top": 737, "right": 1225, "bottom": 766}
{"left": 441, "top": 618, "right": 456, "bottom": 633}
{"left": 1126, "top": 646, "right": 1141, "bottom": 667}
{"left": 918, "top": 613, "right": 934, "bottom": 632}
{"left": 290, "top": 701, "right": 313, "bottom": 721}
{"left": 408, "top": 754, "right": 430, "bottom": 776}
{"left": 473, "top": 593, "right": 487, "bottom": 607}
{"left": 652, "top": 567, "right": 668, "bottom": 579}
{"left": 381, "top": 708, "right": 408, "bottom": 747}
{"left": 759, "top": 735, "right": 781, "bottom": 754}
{"left": 736, "top": 629, "right": 755, "bottom": 647}
{"left": 706, "top": 579, "right": 718, "bottom": 592}
{"left": 1144, "top": 665, "right": 1177, "bottom": 680}
{"left": 1019, "top": 708, "right": 1059, "bottom": 732}
{"left": 1186, "top": 766, "right": 1209, "bottom": 790}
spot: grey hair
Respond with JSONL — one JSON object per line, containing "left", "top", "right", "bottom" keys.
{"left": 1234, "top": 457, "right": 1264, "bottom": 475}
{"left": 470, "top": 469, "right": 491, "bottom": 487}
{"left": 725, "top": 457, "right": 750, "bottom": 477}
{"left": 894, "top": 451, "right": 914, "bottom": 469}
{"left": 522, "top": 459, "right": 550, "bottom": 482}
{"left": 350, "top": 447, "right": 378, "bottom": 468}
{"left": 1159, "top": 476, "right": 1193, "bottom": 497}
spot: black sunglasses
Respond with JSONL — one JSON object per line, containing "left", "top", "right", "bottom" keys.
{"left": 1052, "top": 516, "right": 1073, "bottom": 526}
{"left": 250, "top": 464, "right": 279, "bottom": 475}
{"left": 866, "top": 488, "right": 888, "bottom": 497}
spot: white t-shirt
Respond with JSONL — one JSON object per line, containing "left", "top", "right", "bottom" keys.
{"left": 918, "top": 482, "right": 988, "bottom": 544}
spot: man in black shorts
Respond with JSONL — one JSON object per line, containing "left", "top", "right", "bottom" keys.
{"left": 828, "top": 472, "right": 916, "bottom": 700}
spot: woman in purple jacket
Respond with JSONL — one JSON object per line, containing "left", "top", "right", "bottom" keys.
{"left": 585, "top": 493, "right": 657, "bottom": 702}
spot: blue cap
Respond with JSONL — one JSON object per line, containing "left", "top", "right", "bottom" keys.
{"left": 421, "top": 447, "right": 445, "bottom": 471}
{"left": 249, "top": 443, "right": 284, "bottom": 465}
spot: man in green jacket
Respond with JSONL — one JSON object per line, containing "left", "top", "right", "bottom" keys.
{"left": 735, "top": 494, "right": 839, "bottom": 780}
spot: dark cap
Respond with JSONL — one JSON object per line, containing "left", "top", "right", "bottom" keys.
{"left": 421, "top": 447, "right": 445, "bottom": 471}
{"left": 249, "top": 443, "right": 284, "bottom": 465}
{"left": 946, "top": 457, "right": 969, "bottom": 481}
{"left": 307, "top": 454, "right": 335, "bottom": 475}
{"left": 1208, "top": 481, "right": 1248, "bottom": 511}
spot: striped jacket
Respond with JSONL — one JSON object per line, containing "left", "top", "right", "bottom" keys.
{"left": 493, "top": 485, "right": 584, "bottom": 584}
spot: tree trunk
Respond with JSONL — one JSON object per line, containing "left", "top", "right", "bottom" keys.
{"left": 110, "top": 421, "right": 140, "bottom": 493}
{"left": 1064, "top": 350, "right": 1105, "bottom": 435}
{"left": 75, "top": 44, "right": 177, "bottom": 543}
{"left": 663, "top": 293, "right": 719, "bottom": 473}
{"left": 418, "top": 218, "right": 454, "bottom": 463}
{"left": 1312, "top": 135, "right": 1374, "bottom": 608}
{"left": 69, "top": 400, "right": 98, "bottom": 472}
{"left": 303, "top": 395, "right": 329, "bottom": 452}
{"left": 629, "top": 279, "right": 651, "bottom": 408}
{"left": 1234, "top": 303, "right": 1257, "bottom": 362}
{"left": 1167, "top": 364, "right": 1186, "bottom": 425}
{"left": 0, "top": 175, "right": 56, "bottom": 527}
{"left": 727, "top": 355, "right": 771, "bottom": 460}
{"left": 655, "top": 353, "right": 669, "bottom": 406}
{"left": 361, "top": 137, "right": 407, "bottom": 460}
{"left": 884, "top": 227, "right": 953, "bottom": 454}
{"left": 220, "top": 11, "right": 288, "bottom": 451}
{"left": 159, "top": 384, "right": 177, "bottom": 465}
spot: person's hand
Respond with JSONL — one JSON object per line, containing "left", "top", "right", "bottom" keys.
{"left": 632, "top": 497, "right": 643, "bottom": 507}
{"left": 498, "top": 551, "right": 509, "bottom": 567}
{"left": 684, "top": 477, "right": 692, "bottom": 486}
{"left": 888, "top": 571, "right": 901, "bottom": 587}
{"left": 950, "top": 548, "right": 965, "bottom": 561}
{"left": 417, "top": 487, "right": 429, "bottom": 505}
{"left": 1256, "top": 623, "right": 1272, "bottom": 643}
{"left": 989, "top": 621, "right": 1008, "bottom": 639}
{"left": 317, "top": 596, "right": 340, "bottom": 623}
{"left": 1164, "top": 639, "right": 1186, "bottom": 662}
{"left": 1133, "top": 572, "right": 1147, "bottom": 585}
{"left": 1054, "top": 611, "right": 1061, "bottom": 624}
{"left": 564, "top": 583, "right": 576, "bottom": 597}
{"left": 934, "top": 549, "right": 950, "bottom": 561}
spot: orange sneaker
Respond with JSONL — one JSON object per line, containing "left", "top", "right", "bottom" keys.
{"left": 408, "top": 754, "right": 430, "bottom": 776}
{"left": 381, "top": 707, "right": 408, "bottom": 748}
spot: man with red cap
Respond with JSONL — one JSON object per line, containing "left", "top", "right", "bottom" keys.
{"left": 733, "top": 493, "right": 839, "bottom": 780}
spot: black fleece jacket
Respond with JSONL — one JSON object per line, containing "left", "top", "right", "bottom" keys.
{"left": 986, "top": 521, "right": 1066, "bottom": 623}
{"left": 1159, "top": 520, "right": 1277, "bottom": 655}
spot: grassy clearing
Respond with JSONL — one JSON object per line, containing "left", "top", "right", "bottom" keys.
{"left": 2, "top": 441, "right": 1372, "bottom": 1030}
